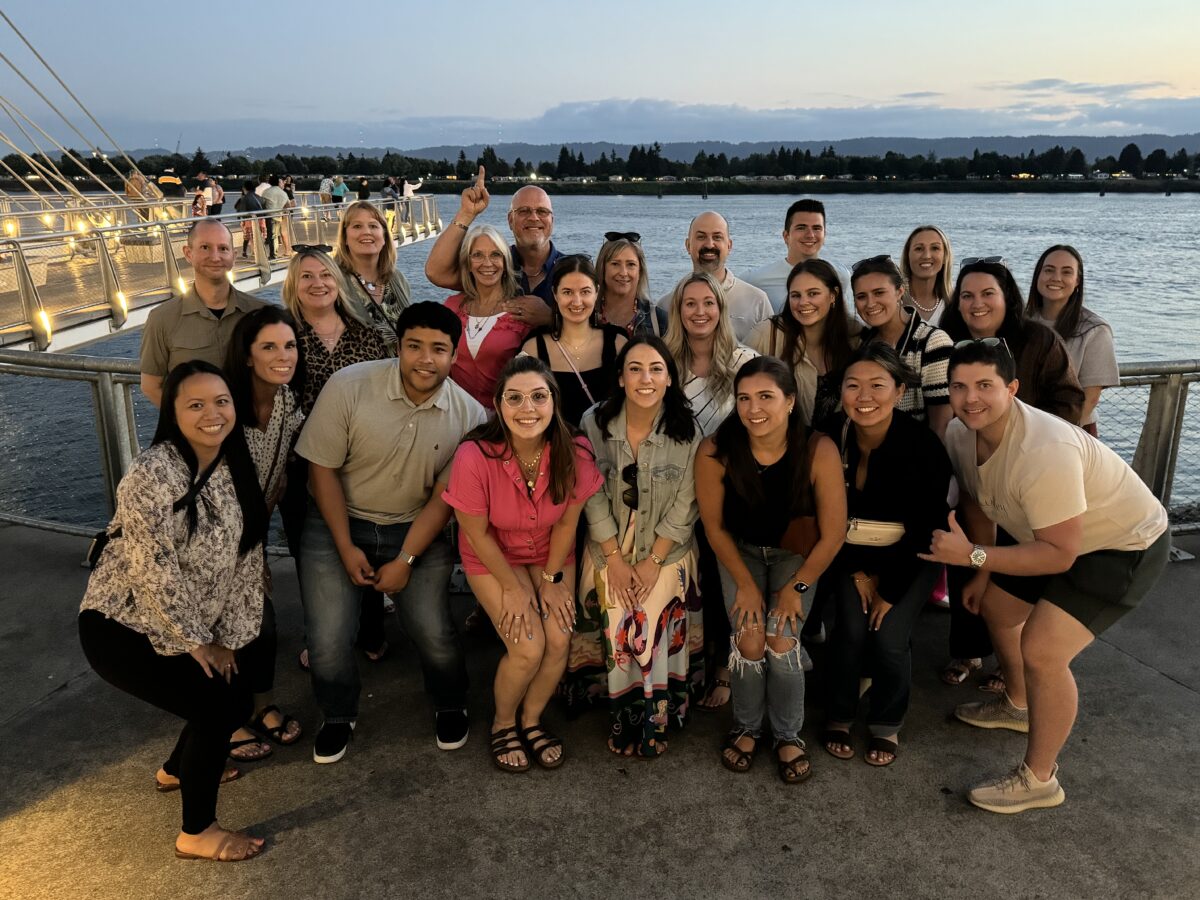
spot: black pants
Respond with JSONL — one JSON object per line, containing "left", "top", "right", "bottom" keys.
{"left": 695, "top": 523, "right": 730, "bottom": 676}
{"left": 78, "top": 610, "right": 252, "bottom": 834}
{"left": 237, "top": 593, "right": 278, "bottom": 695}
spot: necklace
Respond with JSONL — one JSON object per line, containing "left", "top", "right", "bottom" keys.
{"left": 356, "top": 273, "right": 382, "bottom": 299}
{"left": 908, "top": 294, "right": 942, "bottom": 315}
{"left": 310, "top": 317, "right": 344, "bottom": 351}
{"left": 558, "top": 332, "right": 593, "bottom": 362}
{"left": 513, "top": 446, "right": 544, "bottom": 492}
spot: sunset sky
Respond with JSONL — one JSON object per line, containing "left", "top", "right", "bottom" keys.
{"left": 3, "top": 0, "right": 1197, "bottom": 150}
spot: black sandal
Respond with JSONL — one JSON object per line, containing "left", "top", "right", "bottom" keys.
{"left": 721, "top": 729, "right": 758, "bottom": 773}
{"left": 248, "top": 705, "right": 302, "bottom": 746}
{"left": 228, "top": 736, "right": 272, "bottom": 762}
{"left": 489, "top": 727, "right": 530, "bottom": 773}
{"left": 864, "top": 737, "right": 899, "bottom": 767}
{"left": 519, "top": 723, "right": 565, "bottom": 769}
{"left": 774, "top": 738, "right": 813, "bottom": 784}
{"left": 821, "top": 728, "right": 854, "bottom": 760}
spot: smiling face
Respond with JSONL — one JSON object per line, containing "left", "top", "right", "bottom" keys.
{"left": 604, "top": 246, "right": 640, "bottom": 297}
{"left": 680, "top": 279, "right": 720, "bottom": 340}
{"left": 344, "top": 208, "right": 386, "bottom": 259}
{"left": 957, "top": 272, "right": 1006, "bottom": 338}
{"left": 948, "top": 361, "right": 1018, "bottom": 432}
{"left": 397, "top": 326, "right": 456, "bottom": 404}
{"left": 685, "top": 212, "right": 730, "bottom": 274}
{"left": 296, "top": 255, "right": 340, "bottom": 317}
{"left": 554, "top": 271, "right": 598, "bottom": 325}
{"left": 853, "top": 272, "right": 904, "bottom": 329}
{"left": 787, "top": 271, "right": 836, "bottom": 327}
{"left": 182, "top": 221, "right": 234, "bottom": 284}
{"left": 735, "top": 372, "right": 793, "bottom": 438}
{"left": 842, "top": 359, "right": 903, "bottom": 430}
{"left": 1036, "top": 249, "right": 1080, "bottom": 305}
{"left": 507, "top": 186, "right": 554, "bottom": 252}
{"left": 498, "top": 371, "right": 555, "bottom": 442}
{"left": 908, "top": 229, "right": 945, "bottom": 281}
{"left": 619, "top": 343, "right": 671, "bottom": 412}
{"left": 174, "top": 372, "right": 235, "bottom": 457}
{"left": 247, "top": 322, "right": 298, "bottom": 388}
{"left": 467, "top": 234, "right": 506, "bottom": 292}
{"left": 784, "top": 211, "right": 826, "bottom": 263}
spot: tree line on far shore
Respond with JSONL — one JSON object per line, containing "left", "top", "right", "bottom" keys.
{"left": 6, "top": 141, "right": 1195, "bottom": 184}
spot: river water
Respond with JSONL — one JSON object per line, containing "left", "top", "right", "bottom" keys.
{"left": 2, "top": 193, "right": 1198, "bottom": 526}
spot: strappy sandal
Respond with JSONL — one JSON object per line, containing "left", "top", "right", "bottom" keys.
{"left": 489, "top": 726, "right": 530, "bottom": 773}
{"left": 864, "top": 737, "right": 898, "bottom": 767}
{"left": 520, "top": 723, "right": 565, "bottom": 769}
{"left": 156, "top": 766, "right": 241, "bottom": 793}
{"left": 774, "top": 738, "right": 813, "bottom": 784}
{"left": 979, "top": 669, "right": 1006, "bottom": 694}
{"left": 941, "top": 658, "right": 982, "bottom": 686}
{"left": 721, "top": 729, "right": 758, "bottom": 773}
{"left": 697, "top": 678, "right": 732, "bottom": 711}
{"left": 821, "top": 728, "right": 854, "bottom": 760}
{"left": 248, "top": 705, "right": 302, "bottom": 746}
{"left": 228, "top": 736, "right": 272, "bottom": 762}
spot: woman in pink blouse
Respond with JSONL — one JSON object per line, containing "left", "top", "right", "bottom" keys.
{"left": 443, "top": 223, "right": 532, "bottom": 406}
{"left": 444, "top": 356, "right": 602, "bottom": 773}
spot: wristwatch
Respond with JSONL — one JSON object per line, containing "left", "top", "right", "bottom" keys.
{"left": 397, "top": 551, "right": 418, "bottom": 567}
{"left": 969, "top": 544, "right": 987, "bottom": 569}
{"left": 792, "top": 581, "right": 810, "bottom": 594}
{"left": 541, "top": 570, "right": 564, "bottom": 584}
{"left": 650, "top": 552, "right": 665, "bottom": 566}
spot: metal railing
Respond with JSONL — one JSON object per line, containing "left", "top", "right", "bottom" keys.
{"left": 0, "top": 353, "right": 1198, "bottom": 540}
{"left": 0, "top": 194, "right": 442, "bottom": 352}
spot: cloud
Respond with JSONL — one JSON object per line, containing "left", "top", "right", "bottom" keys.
{"left": 896, "top": 91, "right": 944, "bottom": 100}
{"left": 986, "top": 78, "right": 1173, "bottom": 101}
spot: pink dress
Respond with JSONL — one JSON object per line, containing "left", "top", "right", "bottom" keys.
{"left": 443, "top": 436, "right": 603, "bottom": 575}
{"left": 443, "top": 293, "right": 531, "bottom": 407}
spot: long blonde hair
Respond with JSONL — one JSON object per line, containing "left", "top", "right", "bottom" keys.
{"left": 281, "top": 249, "right": 361, "bottom": 325}
{"left": 457, "top": 224, "right": 519, "bottom": 302}
{"left": 664, "top": 271, "right": 739, "bottom": 401}
{"left": 900, "top": 224, "right": 954, "bottom": 301}
{"left": 335, "top": 200, "right": 395, "bottom": 283}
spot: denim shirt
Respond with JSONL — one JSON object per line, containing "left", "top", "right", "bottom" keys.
{"left": 580, "top": 404, "right": 701, "bottom": 568}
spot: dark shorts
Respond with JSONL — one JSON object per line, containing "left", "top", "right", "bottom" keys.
{"left": 990, "top": 530, "right": 1170, "bottom": 635}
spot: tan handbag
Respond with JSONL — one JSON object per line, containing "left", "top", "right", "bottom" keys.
{"left": 840, "top": 419, "right": 905, "bottom": 547}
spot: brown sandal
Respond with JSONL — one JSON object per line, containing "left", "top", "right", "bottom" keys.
{"left": 775, "top": 738, "right": 813, "bottom": 784}
{"left": 489, "top": 727, "right": 529, "bottom": 773}
{"left": 520, "top": 724, "right": 565, "bottom": 769}
{"left": 721, "top": 729, "right": 758, "bottom": 773}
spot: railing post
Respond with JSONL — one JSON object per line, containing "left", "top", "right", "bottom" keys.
{"left": 251, "top": 214, "right": 270, "bottom": 284}
{"left": 1132, "top": 374, "right": 1187, "bottom": 504}
{"left": 93, "top": 372, "right": 128, "bottom": 514}
{"left": 7, "top": 240, "right": 52, "bottom": 350}
{"left": 160, "top": 223, "right": 184, "bottom": 296}
{"left": 95, "top": 234, "right": 128, "bottom": 329}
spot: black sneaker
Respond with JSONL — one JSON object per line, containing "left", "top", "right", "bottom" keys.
{"left": 435, "top": 709, "right": 469, "bottom": 750}
{"left": 313, "top": 720, "right": 355, "bottom": 764}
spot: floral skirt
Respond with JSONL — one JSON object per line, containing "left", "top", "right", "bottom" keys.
{"left": 564, "top": 520, "right": 703, "bottom": 755}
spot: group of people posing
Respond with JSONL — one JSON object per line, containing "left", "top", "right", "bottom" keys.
{"left": 80, "top": 173, "right": 1168, "bottom": 862}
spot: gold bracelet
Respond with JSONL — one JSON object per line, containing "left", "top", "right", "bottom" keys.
{"left": 650, "top": 552, "right": 665, "bottom": 566}
{"left": 451, "top": 219, "right": 468, "bottom": 231}
{"left": 605, "top": 546, "right": 621, "bottom": 558}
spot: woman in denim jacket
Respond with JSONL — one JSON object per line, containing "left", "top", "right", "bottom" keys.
{"left": 572, "top": 335, "right": 703, "bottom": 758}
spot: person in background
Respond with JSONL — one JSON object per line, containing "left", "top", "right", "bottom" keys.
{"left": 208, "top": 176, "right": 225, "bottom": 216}
{"left": 445, "top": 356, "right": 602, "bottom": 773}
{"left": 234, "top": 180, "right": 265, "bottom": 259}
{"left": 259, "top": 176, "right": 291, "bottom": 259}
{"left": 79, "top": 360, "right": 268, "bottom": 861}
{"left": 401, "top": 175, "right": 424, "bottom": 223}
{"left": 318, "top": 174, "right": 334, "bottom": 208}
{"left": 746, "top": 199, "right": 853, "bottom": 312}
{"left": 330, "top": 175, "right": 348, "bottom": 204}
{"left": 191, "top": 185, "right": 207, "bottom": 218}
{"left": 901, "top": 225, "right": 954, "bottom": 326}
{"left": 595, "top": 232, "right": 666, "bottom": 338}
{"left": 696, "top": 356, "right": 846, "bottom": 784}
{"left": 335, "top": 200, "right": 412, "bottom": 349}
{"left": 657, "top": 211, "right": 772, "bottom": 342}
{"left": 1026, "top": 245, "right": 1118, "bottom": 437}
{"left": 357, "top": 177, "right": 371, "bottom": 201}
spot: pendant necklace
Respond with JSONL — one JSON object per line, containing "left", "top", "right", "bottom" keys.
{"left": 514, "top": 445, "right": 544, "bottom": 493}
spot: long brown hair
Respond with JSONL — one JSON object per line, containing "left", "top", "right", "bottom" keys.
{"left": 1026, "top": 244, "right": 1086, "bottom": 339}
{"left": 460, "top": 356, "right": 583, "bottom": 505}
{"left": 771, "top": 259, "right": 854, "bottom": 373}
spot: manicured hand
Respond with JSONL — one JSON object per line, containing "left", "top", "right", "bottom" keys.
{"left": 852, "top": 572, "right": 876, "bottom": 614}
{"left": 631, "top": 557, "right": 662, "bottom": 605}
{"left": 190, "top": 643, "right": 237, "bottom": 683}
{"left": 868, "top": 595, "right": 893, "bottom": 631}
{"left": 768, "top": 591, "right": 804, "bottom": 637}
{"left": 500, "top": 582, "right": 536, "bottom": 643}
{"left": 605, "top": 555, "right": 638, "bottom": 610}
{"left": 731, "top": 583, "right": 765, "bottom": 633}
{"left": 539, "top": 580, "right": 576, "bottom": 633}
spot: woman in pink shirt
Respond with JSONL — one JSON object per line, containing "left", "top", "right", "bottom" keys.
{"left": 444, "top": 356, "right": 602, "bottom": 773}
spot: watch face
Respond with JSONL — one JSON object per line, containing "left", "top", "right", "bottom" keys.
{"left": 793, "top": 581, "right": 809, "bottom": 594}
{"left": 970, "top": 547, "right": 987, "bottom": 568}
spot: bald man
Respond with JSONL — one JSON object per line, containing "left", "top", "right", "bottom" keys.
{"left": 657, "top": 211, "right": 772, "bottom": 342}
{"left": 424, "top": 168, "right": 559, "bottom": 329}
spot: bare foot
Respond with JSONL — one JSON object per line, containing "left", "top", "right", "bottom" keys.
{"left": 156, "top": 766, "right": 240, "bottom": 791}
{"left": 699, "top": 669, "right": 732, "bottom": 710}
{"left": 175, "top": 822, "right": 264, "bottom": 861}
{"left": 865, "top": 733, "right": 898, "bottom": 766}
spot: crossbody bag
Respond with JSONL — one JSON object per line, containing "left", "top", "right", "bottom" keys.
{"left": 839, "top": 419, "right": 906, "bottom": 547}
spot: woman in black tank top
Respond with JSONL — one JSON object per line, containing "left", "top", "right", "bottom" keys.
{"left": 695, "top": 357, "right": 847, "bottom": 784}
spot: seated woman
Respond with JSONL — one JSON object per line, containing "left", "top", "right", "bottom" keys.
{"left": 221, "top": 307, "right": 307, "bottom": 760}
{"left": 79, "top": 361, "right": 269, "bottom": 861}
{"left": 746, "top": 259, "right": 859, "bottom": 434}
{"left": 335, "top": 200, "right": 412, "bottom": 350}
{"left": 443, "top": 357, "right": 603, "bottom": 773}
{"left": 696, "top": 357, "right": 846, "bottom": 784}
{"left": 822, "top": 344, "right": 952, "bottom": 766}
{"left": 595, "top": 232, "right": 667, "bottom": 337}
{"left": 575, "top": 336, "right": 702, "bottom": 757}
{"left": 900, "top": 225, "right": 954, "bottom": 326}
{"left": 1026, "top": 245, "right": 1119, "bottom": 437}
{"left": 444, "top": 224, "right": 532, "bottom": 407}
{"left": 522, "top": 255, "right": 627, "bottom": 427}
{"left": 851, "top": 255, "right": 953, "bottom": 438}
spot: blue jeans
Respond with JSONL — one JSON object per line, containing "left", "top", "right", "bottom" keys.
{"left": 298, "top": 509, "right": 464, "bottom": 722}
{"left": 717, "top": 541, "right": 809, "bottom": 741}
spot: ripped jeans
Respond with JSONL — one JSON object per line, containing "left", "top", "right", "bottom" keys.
{"left": 717, "top": 541, "right": 809, "bottom": 741}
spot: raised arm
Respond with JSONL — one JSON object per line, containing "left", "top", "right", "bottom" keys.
{"left": 424, "top": 166, "right": 489, "bottom": 290}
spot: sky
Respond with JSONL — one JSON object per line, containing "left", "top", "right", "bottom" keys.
{"left": 2, "top": 0, "right": 1198, "bottom": 153}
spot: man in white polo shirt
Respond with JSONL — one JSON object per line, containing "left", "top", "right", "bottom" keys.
{"left": 922, "top": 339, "right": 1169, "bottom": 814}
{"left": 296, "top": 302, "right": 488, "bottom": 764}
{"left": 746, "top": 198, "right": 853, "bottom": 312}
{"left": 657, "top": 210, "right": 771, "bottom": 342}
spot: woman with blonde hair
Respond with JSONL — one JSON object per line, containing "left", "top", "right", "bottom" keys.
{"left": 900, "top": 225, "right": 954, "bottom": 326}
{"left": 334, "top": 200, "right": 412, "bottom": 348}
{"left": 595, "top": 233, "right": 666, "bottom": 338}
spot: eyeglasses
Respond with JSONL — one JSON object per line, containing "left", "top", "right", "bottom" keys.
{"left": 852, "top": 254, "right": 893, "bottom": 271}
{"left": 961, "top": 256, "right": 1007, "bottom": 267}
{"left": 953, "top": 336, "right": 1013, "bottom": 358}
{"left": 621, "top": 463, "right": 639, "bottom": 510}
{"left": 468, "top": 250, "right": 506, "bottom": 263}
{"left": 500, "top": 389, "right": 553, "bottom": 409}
{"left": 511, "top": 206, "right": 553, "bottom": 219}
{"left": 293, "top": 243, "right": 333, "bottom": 254}
{"left": 604, "top": 231, "right": 641, "bottom": 243}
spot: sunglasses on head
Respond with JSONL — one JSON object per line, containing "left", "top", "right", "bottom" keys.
{"left": 604, "top": 231, "right": 641, "bottom": 244}
{"left": 852, "top": 253, "right": 893, "bottom": 271}
{"left": 621, "top": 463, "right": 639, "bottom": 510}
{"left": 960, "top": 256, "right": 1007, "bottom": 267}
{"left": 953, "top": 336, "right": 1013, "bottom": 358}
{"left": 293, "top": 243, "right": 333, "bottom": 255}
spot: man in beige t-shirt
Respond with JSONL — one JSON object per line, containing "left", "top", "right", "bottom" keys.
{"left": 923, "top": 340, "right": 1168, "bottom": 815}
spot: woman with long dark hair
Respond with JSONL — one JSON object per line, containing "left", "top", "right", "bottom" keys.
{"left": 1026, "top": 245, "right": 1118, "bottom": 436}
{"left": 571, "top": 336, "right": 702, "bottom": 757}
{"left": 79, "top": 361, "right": 268, "bottom": 861}
{"left": 443, "top": 356, "right": 603, "bottom": 773}
{"left": 696, "top": 357, "right": 846, "bottom": 784}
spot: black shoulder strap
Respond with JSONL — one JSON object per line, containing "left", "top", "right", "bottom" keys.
{"left": 172, "top": 451, "right": 224, "bottom": 514}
